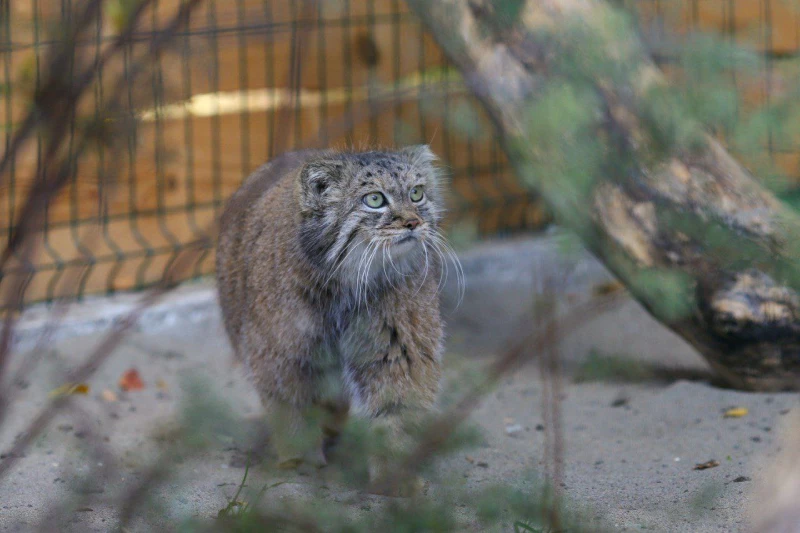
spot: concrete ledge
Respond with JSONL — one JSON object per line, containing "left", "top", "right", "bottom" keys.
{"left": 11, "top": 280, "right": 221, "bottom": 353}
{"left": 11, "top": 232, "right": 617, "bottom": 354}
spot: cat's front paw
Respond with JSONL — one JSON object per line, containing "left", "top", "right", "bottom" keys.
{"left": 276, "top": 456, "right": 304, "bottom": 470}
{"left": 372, "top": 475, "right": 425, "bottom": 498}
{"left": 276, "top": 447, "right": 328, "bottom": 470}
{"left": 367, "top": 458, "right": 425, "bottom": 497}
{"left": 368, "top": 473, "right": 425, "bottom": 498}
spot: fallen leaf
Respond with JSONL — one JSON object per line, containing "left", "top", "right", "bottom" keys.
{"left": 611, "top": 396, "right": 629, "bottom": 407}
{"left": 593, "top": 280, "right": 625, "bottom": 296}
{"left": 723, "top": 407, "right": 748, "bottom": 418}
{"left": 693, "top": 460, "right": 720, "bottom": 471}
{"left": 101, "top": 389, "right": 118, "bottom": 402}
{"left": 118, "top": 369, "right": 144, "bottom": 392}
{"left": 49, "top": 383, "right": 89, "bottom": 398}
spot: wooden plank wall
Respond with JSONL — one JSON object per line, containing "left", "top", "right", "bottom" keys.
{"left": 2, "top": 0, "right": 799, "bottom": 306}
{"left": 635, "top": 0, "right": 800, "bottom": 190}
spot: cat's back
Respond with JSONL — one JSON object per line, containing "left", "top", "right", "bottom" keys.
{"left": 215, "top": 149, "right": 324, "bottom": 349}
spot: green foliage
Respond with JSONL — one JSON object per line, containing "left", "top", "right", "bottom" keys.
{"left": 638, "top": 84, "right": 706, "bottom": 158}
{"left": 678, "top": 36, "right": 758, "bottom": 132}
{"left": 476, "top": 480, "right": 604, "bottom": 532}
{"left": 447, "top": 100, "right": 488, "bottom": 141}
{"left": 216, "top": 464, "right": 263, "bottom": 520}
{"left": 552, "top": 9, "right": 642, "bottom": 85}
{"left": 445, "top": 218, "right": 480, "bottom": 251}
{"left": 106, "top": 0, "right": 142, "bottom": 33}
{"left": 492, "top": 0, "right": 526, "bottom": 29}
{"left": 630, "top": 267, "right": 696, "bottom": 323}
{"left": 176, "top": 374, "right": 246, "bottom": 451}
{"left": 517, "top": 81, "right": 604, "bottom": 227}
{"left": 99, "top": 370, "right": 610, "bottom": 533}
{"left": 574, "top": 349, "right": 656, "bottom": 384}
{"left": 549, "top": 228, "right": 584, "bottom": 262}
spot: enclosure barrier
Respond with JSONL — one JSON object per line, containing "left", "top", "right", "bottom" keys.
{"left": 1, "top": 0, "right": 798, "bottom": 308}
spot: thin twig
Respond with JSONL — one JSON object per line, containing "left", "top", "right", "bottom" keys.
{"left": 0, "top": 0, "right": 204, "bottom": 394}
{"left": 0, "top": 0, "right": 209, "bottom": 481}
{"left": 272, "top": 0, "right": 317, "bottom": 158}
{"left": 0, "top": 234, "right": 212, "bottom": 481}
{"left": 0, "top": 0, "right": 154, "bottom": 184}
{"left": 372, "top": 290, "right": 627, "bottom": 495}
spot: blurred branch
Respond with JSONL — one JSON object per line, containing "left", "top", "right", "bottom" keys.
{"left": 0, "top": 232, "right": 213, "bottom": 481}
{"left": 372, "top": 289, "right": 626, "bottom": 495}
{"left": 0, "top": 0, "right": 204, "bottom": 367}
{"left": 0, "top": 0, "right": 152, "bottom": 184}
{"left": 407, "top": 0, "right": 800, "bottom": 390}
{"left": 0, "top": 0, "right": 208, "bottom": 477}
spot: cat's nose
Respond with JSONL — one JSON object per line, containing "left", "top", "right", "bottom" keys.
{"left": 404, "top": 217, "right": 421, "bottom": 230}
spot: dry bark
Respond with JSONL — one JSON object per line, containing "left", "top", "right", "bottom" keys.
{"left": 407, "top": 0, "right": 800, "bottom": 390}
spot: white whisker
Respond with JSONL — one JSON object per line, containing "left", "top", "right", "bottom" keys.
{"left": 354, "top": 240, "right": 375, "bottom": 309}
{"left": 361, "top": 241, "right": 381, "bottom": 313}
{"left": 381, "top": 241, "right": 399, "bottom": 292}
{"left": 412, "top": 240, "right": 430, "bottom": 298}
{"left": 428, "top": 239, "right": 448, "bottom": 294}
{"left": 323, "top": 236, "right": 367, "bottom": 288}
{"left": 431, "top": 231, "right": 466, "bottom": 307}
{"left": 385, "top": 243, "right": 409, "bottom": 278}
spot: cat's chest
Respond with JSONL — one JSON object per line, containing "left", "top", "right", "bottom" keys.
{"left": 321, "top": 293, "right": 398, "bottom": 353}
{"left": 320, "top": 282, "right": 394, "bottom": 336}
{"left": 322, "top": 299, "right": 355, "bottom": 341}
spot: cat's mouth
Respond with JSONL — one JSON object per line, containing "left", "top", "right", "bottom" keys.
{"left": 390, "top": 233, "right": 421, "bottom": 255}
{"left": 394, "top": 234, "right": 417, "bottom": 245}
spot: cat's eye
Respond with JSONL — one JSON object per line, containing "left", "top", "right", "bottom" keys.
{"left": 363, "top": 192, "right": 387, "bottom": 209}
{"left": 410, "top": 186, "right": 424, "bottom": 202}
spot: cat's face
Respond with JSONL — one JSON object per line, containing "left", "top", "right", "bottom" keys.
{"left": 298, "top": 145, "right": 445, "bottom": 286}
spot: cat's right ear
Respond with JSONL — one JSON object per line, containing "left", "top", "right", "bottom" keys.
{"left": 299, "top": 159, "right": 342, "bottom": 211}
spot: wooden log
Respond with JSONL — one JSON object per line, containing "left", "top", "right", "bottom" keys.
{"left": 406, "top": 0, "right": 800, "bottom": 390}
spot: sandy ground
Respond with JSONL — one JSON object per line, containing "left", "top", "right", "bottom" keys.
{"left": 0, "top": 235, "right": 797, "bottom": 532}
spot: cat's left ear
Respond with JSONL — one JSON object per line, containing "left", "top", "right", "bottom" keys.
{"left": 299, "top": 158, "right": 343, "bottom": 211}
{"left": 401, "top": 144, "right": 437, "bottom": 167}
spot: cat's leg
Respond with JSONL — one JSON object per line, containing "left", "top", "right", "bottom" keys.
{"left": 244, "top": 332, "right": 342, "bottom": 469}
{"left": 315, "top": 395, "right": 351, "bottom": 463}
{"left": 262, "top": 397, "right": 325, "bottom": 469}
{"left": 341, "top": 313, "right": 443, "bottom": 496}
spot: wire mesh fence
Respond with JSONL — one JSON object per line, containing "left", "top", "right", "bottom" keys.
{"left": 2, "top": 0, "right": 800, "bottom": 309}
{"left": 0, "top": 0, "right": 545, "bottom": 309}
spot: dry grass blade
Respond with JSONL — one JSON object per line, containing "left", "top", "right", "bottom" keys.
{"left": 0, "top": 231, "right": 213, "bottom": 481}
{"left": 371, "top": 289, "right": 627, "bottom": 495}
{"left": 0, "top": 0, "right": 153, "bottom": 367}
{"left": 0, "top": 226, "right": 105, "bottom": 429}
{"left": 272, "top": 0, "right": 317, "bottom": 158}
{"left": 0, "top": 0, "right": 206, "bottom": 428}
{"left": 536, "top": 283, "right": 566, "bottom": 529}
{"left": 0, "top": 0, "right": 202, "bottom": 271}
{"left": 0, "top": 0, "right": 154, "bottom": 185}
{"left": 0, "top": 0, "right": 208, "bottom": 480}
